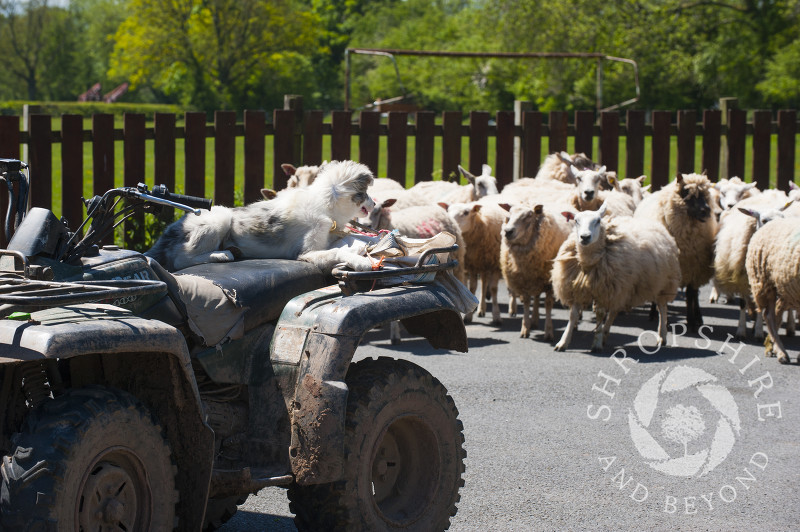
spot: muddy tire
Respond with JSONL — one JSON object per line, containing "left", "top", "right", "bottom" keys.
{"left": 203, "top": 496, "right": 247, "bottom": 530}
{"left": 0, "top": 386, "right": 177, "bottom": 531}
{"left": 288, "top": 357, "right": 466, "bottom": 531}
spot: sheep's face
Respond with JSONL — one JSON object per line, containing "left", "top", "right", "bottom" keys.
{"left": 739, "top": 202, "right": 794, "bottom": 229}
{"left": 572, "top": 165, "right": 608, "bottom": 202}
{"left": 286, "top": 164, "right": 321, "bottom": 188}
{"left": 447, "top": 202, "right": 480, "bottom": 233}
{"left": 461, "top": 164, "right": 499, "bottom": 199}
{"left": 619, "top": 176, "right": 647, "bottom": 205}
{"left": 565, "top": 203, "right": 607, "bottom": 247}
{"left": 716, "top": 178, "right": 757, "bottom": 210}
{"left": 676, "top": 174, "right": 712, "bottom": 222}
{"left": 502, "top": 205, "right": 538, "bottom": 244}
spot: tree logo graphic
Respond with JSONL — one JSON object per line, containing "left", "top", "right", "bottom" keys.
{"left": 628, "top": 365, "right": 741, "bottom": 477}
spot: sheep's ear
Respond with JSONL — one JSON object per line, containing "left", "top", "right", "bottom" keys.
{"left": 569, "top": 164, "right": 581, "bottom": 180}
{"left": 381, "top": 198, "right": 397, "bottom": 209}
{"left": 533, "top": 204, "right": 544, "bottom": 214}
{"left": 636, "top": 175, "right": 647, "bottom": 184}
{"left": 701, "top": 168, "right": 708, "bottom": 176}
{"left": 458, "top": 165, "right": 475, "bottom": 184}
{"left": 281, "top": 163, "right": 297, "bottom": 176}
{"left": 780, "top": 200, "right": 794, "bottom": 211}
{"left": 598, "top": 201, "right": 608, "bottom": 217}
{"left": 561, "top": 211, "right": 575, "bottom": 222}
{"left": 437, "top": 202, "right": 449, "bottom": 210}
{"left": 676, "top": 173, "right": 685, "bottom": 186}
{"left": 744, "top": 183, "right": 756, "bottom": 191}
{"left": 557, "top": 151, "right": 572, "bottom": 165}
{"left": 482, "top": 163, "right": 492, "bottom": 176}
{"left": 606, "top": 173, "right": 617, "bottom": 186}
{"left": 499, "top": 203, "right": 512, "bottom": 212}
{"left": 598, "top": 165, "right": 607, "bottom": 174}
{"left": 261, "top": 188, "right": 277, "bottom": 200}
{"left": 790, "top": 181, "right": 799, "bottom": 191}
{"left": 642, "top": 184, "right": 652, "bottom": 192}
{"left": 471, "top": 203, "right": 483, "bottom": 213}
{"left": 738, "top": 207, "right": 757, "bottom": 219}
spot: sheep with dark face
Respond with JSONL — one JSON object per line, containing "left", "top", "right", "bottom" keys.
{"left": 634, "top": 172, "right": 717, "bottom": 332}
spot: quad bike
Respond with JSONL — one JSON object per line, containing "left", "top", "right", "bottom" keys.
{"left": 0, "top": 158, "right": 468, "bottom": 531}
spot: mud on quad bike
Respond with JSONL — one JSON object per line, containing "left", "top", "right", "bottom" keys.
{"left": 0, "top": 158, "right": 469, "bottom": 531}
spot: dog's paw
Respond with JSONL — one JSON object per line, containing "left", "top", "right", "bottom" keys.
{"left": 343, "top": 255, "right": 373, "bottom": 272}
{"left": 210, "top": 250, "right": 235, "bottom": 263}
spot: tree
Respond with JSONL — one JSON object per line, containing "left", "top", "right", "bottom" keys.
{"left": 661, "top": 404, "right": 706, "bottom": 457}
{"left": 109, "top": 0, "right": 324, "bottom": 110}
{"left": 0, "top": 0, "right": 52, "bottom": 100}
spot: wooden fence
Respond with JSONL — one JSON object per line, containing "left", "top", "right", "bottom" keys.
{"left": 0, "top": 105, "right": 796, "bottom": 248}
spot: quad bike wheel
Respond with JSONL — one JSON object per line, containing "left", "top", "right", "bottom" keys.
{"left": 288, "top": 356, "right": 466, "bottom": 531}
{"left": 1, "top": 386, "right": 177, "bottom": 531}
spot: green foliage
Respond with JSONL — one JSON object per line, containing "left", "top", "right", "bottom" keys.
{"left": 758, "top": 39, "right": 800, "bottom": 106}
{"left": 0, "top": 101, "right": 186, "bottom": 118}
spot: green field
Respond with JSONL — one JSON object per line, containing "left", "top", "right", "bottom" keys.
{"left": 27, "top": 116, "right": 800, "bottom": 220}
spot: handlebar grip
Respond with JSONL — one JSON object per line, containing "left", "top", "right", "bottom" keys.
{"left": 163, "top": 192, "right": 212, "bottom": 211}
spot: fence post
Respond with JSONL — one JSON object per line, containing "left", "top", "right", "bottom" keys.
{"left": 184, "top": 112, "right": 207, "bottom": 199}
{"left": 495, "top": 111, "right": 514, "bottom": 189}
{"left": 676, "top": 110, "right": 696, "bottom": 174}
{"left": 574, "top": 110, "right": 594, "bottom": 160}
{"left": 521, "top": 111, "right": 542, "bottom": 179}
{"left": 751, "top": 110, "right": 771, "bottom": 189}
{"left": 625, "top": 110, "right": 645, "bottom": 180}
{"left": 214, "top": 111, "right": 236, "bottom": 206}
{"left": 387, "top": 111, "right": 408, "bottom": 184}
{"left": 123, "top": 113, "right": 146, "bottom": 250}
{"left": 514, "top": 100, "right": 531, "bottom": 181}
{"left": 777, "top": 109, "right": 796, "bottom": 191}
{"left": 154, "top": 113, "right": 176, "bottom": 221}
{"left": 244, "top": 109, "right": 265, "bottom": 204}
{"left": 719, "top": 97, "right": 737, "bottom": 179}
{"left": 414, "top": 111, "right": 435, "bottom": 184}
{"left": 441, "top": 111, "right": 462, "bottom": 182}
{"left": 359, "top": 110, "right": 380, "bottom": 177}
{"left": 599, "top": 111, "right": 619, "bottom": 172}
{"left": 28, "top": 114, "right": 52, "bottom": 211}
{"left": 284, "top": 95, "right": 303, "bottom": 165}
{"left": 650, "top": 111, "right": 671, "bottom": 191}
{"left": 468, "top": 111, "right": 489, "bottom": 178}
{"left": 701, "top": 110, "right": 721, "bottom": 182}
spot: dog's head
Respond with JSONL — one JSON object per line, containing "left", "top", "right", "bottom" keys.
{"left": 311, "top": 160, "right": 376, "bottom": 222}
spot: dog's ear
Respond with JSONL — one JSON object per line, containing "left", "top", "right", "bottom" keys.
{"left": 281, "top": 163, "right": 297, "bottom": 176}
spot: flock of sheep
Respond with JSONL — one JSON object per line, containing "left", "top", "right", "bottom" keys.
{"left": 278, "top": 154, "right": 800, "bottom": 364}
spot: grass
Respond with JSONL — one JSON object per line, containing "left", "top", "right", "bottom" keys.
{"left": 34, "top": 117, "right": 800, "bottom": 221}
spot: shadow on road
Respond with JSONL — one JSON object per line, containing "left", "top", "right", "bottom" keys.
{"left": 220, "top": 511, "right": 296, "bottom": 531}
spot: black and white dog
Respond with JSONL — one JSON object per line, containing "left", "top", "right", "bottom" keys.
{"left": 146, "top": 160, "right": 375, "bottom": 272}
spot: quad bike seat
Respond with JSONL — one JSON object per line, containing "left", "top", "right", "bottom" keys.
{"left": 147, "top": 258, "right": 329, "bottom": 347}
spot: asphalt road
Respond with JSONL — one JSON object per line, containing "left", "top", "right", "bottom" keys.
{"left": 220, "top": 283, "right": 800, "bottom": 531}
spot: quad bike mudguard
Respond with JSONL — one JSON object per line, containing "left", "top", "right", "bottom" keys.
{"left": 0, "top": 304, "right": 215, "bottom": 531}
{"left": 270, "top": 282, "right": 468, "bottom": 484}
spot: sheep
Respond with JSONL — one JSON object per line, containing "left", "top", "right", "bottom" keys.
{"left": 568, "top": 166, "right": 636, "bottom": 217}
{"left": 283, "top": 163, "right": 322, "bottom": 188}
{"left": 551, "top": 203, "right": 681, "bottom": 352}
{"left": 745, "top": 216, "right": 800, "bottom": 364}
{"left": 368, "top": 177, "right": 406, "bottom": 199}
{"left": 617, "top": 175, "right": 649, "bottom": 207}
{"left": 713, "top": 192, "right": 794, "bottom": 339}
{"left": 390, "top": 164, "right": 499, "bottom": 210}
{"left": 499, "top": 203, "right": 572, "bottom": 340}
{"left": 358, "top": 199, "right": 467, "bottom": 344}
{"left": 359, "top": 199, "right": 466, "bottom": 283}
{"left": 446, "top": 198, "right": 508, "bottom": 325}
{"left": 714, "top": 177, "right": 759, "bottom": 211}
{"left": 634, "top": 172, "right": 717, "bottom": 332}
{"left": 535, "top": 151, "right": 598, "bottom": 184}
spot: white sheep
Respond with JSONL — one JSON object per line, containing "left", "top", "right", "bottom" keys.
{"left": 535, "top": 151, "right": 598, "bottom": 184}
{"left": 634, "top": 172, "right": 717, "bottom": 332}
{"left": 745, "top": 216, "right": 800, "bottom": 363}
{"left": 359, "top": 199, "right": 466, "bottom": 283}
{"left": 390, "top": 164, "right": 499, "bottom": 210}
{"left": 446, "top": 198, "right": 508, "bottom": 324}
{"left": 500, "top": 203, "right": 572, "bottom": 340}
{"left": 617, "top": 175, "right": 649, "bottom": 206}
{"left": 714, "top": 176, "right": 759, "bottom": 211}
{"left": 358, "top": 199, "right": 467, "bottom": 344}
{"left": 552, "top": 203, "right": 681, "bottom": 352}
{"left": 713, "top": 192, "right": 794, "bottom": 339}
{"left": 283, "top": 163, "right": 322, "bottom": 188}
